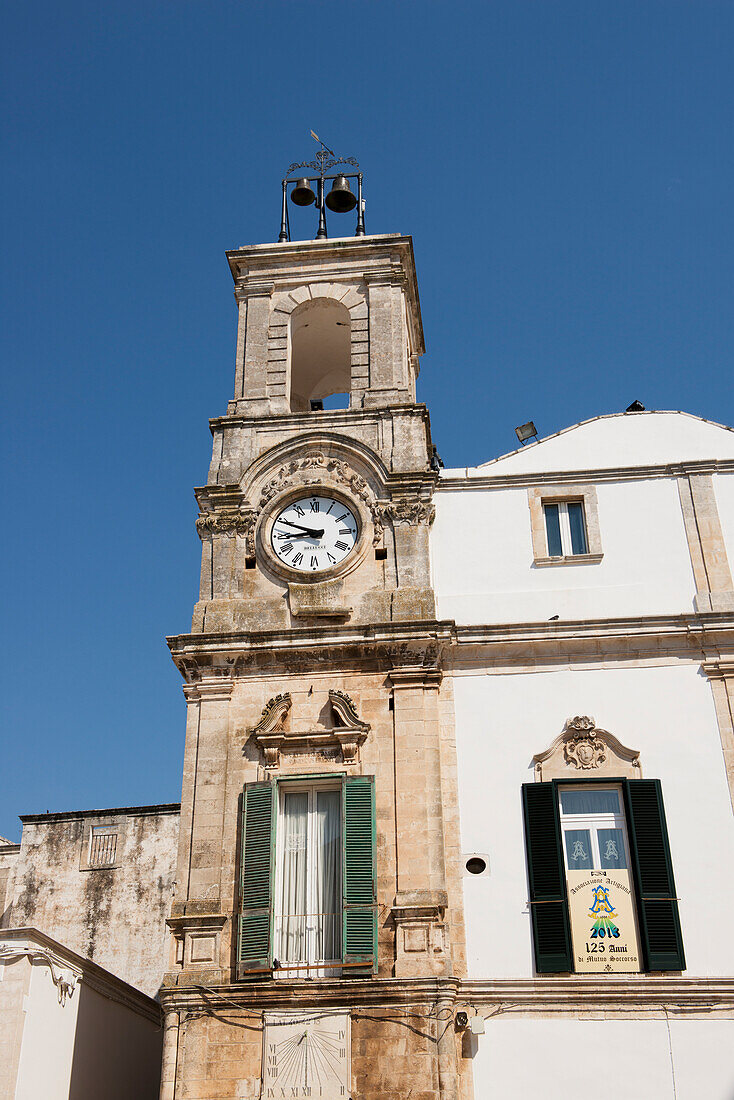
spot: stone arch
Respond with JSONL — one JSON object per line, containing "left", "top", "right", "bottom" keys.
{"left": 269, "top": 283, "right": 369, "bottom": 412}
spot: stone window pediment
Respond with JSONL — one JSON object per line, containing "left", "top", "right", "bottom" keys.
{"left": 533, "top": 716, "right": 641, "bottom": 781}
{"left": 250, "top": 689, "right": 370, "bottom": 769}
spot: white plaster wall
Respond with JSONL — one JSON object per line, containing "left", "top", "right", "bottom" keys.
{"left": 714, "top": 472, "right": 734, "bottom": 570}
{"left": 454, "top": 411, "right": 734, "bottom": 477}
{"left": 454, "top": 663, "right": 734, "bottom": 978}
{"left": 470, "top": 1018, "right": 734, "bottom": 1100}
{"left": 14, "top": 958, "right": 78, "bottom": 1100}
{"left": 66, "top": 983, "right": 162, "bottom": 1099}
{"left": 433, "top": 478, "right": 696, "bottom": 624}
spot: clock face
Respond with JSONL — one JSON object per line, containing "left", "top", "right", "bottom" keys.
{"left": 263, "top": 1011, "right": 350, "bottom": 1099}
{"left": 270, "top": 495, "right": 359, "bottom": 573}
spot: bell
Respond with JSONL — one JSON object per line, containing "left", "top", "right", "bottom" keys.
{"left": 290, "top": 178, "right": 316, "bottom": 206}
{"left": 325, "top": 175, "right": 357, "bottom": 213}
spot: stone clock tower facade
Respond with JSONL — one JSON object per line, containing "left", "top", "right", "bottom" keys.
{"left": 160, "top": 234, "right": 470, "bottom": 1100}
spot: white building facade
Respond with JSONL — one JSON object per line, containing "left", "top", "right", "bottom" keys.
{"left": 434, "top": 411, "right": 734, "bottom": 1098}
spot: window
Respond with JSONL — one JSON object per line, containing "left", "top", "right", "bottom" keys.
{"left": 559, "top": 786, "right": 628, "bottom": 872}
{"left": 527, "top": 485, "right": 603, "bottom": 565}
{"left": 89, "top": 825, "right": 117, "bottom": 867}
{"left": 275, "top": 782, "right": 342, "bottom": 977}
{"left": 522, "top": 779, "right": 685, "bottom": 974}
{"left": 237, "top": 775, "right": 376, "bottom": 980}
{"left": 543, "top": 501, "right": 588, "bottom": 557}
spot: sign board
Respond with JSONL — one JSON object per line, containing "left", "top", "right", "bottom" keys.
{"left": 567, "top": 869, "right": 642, "bottom": 973}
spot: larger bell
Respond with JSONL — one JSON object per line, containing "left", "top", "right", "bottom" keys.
{"left": 325, "top": 174, "right": 357, "bottom": 213}
{"left": 290, "top": 178, "right": 316, "bottom": 206}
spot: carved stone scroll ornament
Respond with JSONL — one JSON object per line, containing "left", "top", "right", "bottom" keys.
{"left": 533, "top": 716, "right": 641, "bottom": 781}
{"left": 328, "top": 689, "right": 370, "bottom": 764}
{"left": 257, "top": 453, "right": 384, "bottom": 546}
{"left": 250, "top": 693, "right": 292, "bottom": 769}
{"left": 196, "top": 509, "right": 256, "bottom": 554}
{"left": 249, "top": 689, "right": 370, "bottom": 769}
{"left": 374, "top": 500, "right": 436, "bottom": 528}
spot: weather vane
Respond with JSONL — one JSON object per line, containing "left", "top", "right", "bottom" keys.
{"left": 279, "top": 131, "right": 365, "bottom": 243}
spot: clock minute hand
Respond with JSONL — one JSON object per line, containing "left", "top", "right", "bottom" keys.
{"left": 278, "top": 519, "right": 325, "bottom": 537}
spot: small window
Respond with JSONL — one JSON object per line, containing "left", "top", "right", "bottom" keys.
{"left": 543, "top": 501, "right": 588, "bottom": 557}
{"left": 527, "top": 485, "right": 603, "bottom": 566}
{"left": 89, "top": 826, "right": 117, "bottom": 867}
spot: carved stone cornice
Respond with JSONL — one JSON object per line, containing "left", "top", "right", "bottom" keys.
{"left": 701, "top": 660, "right": 734, "bottom": 680}
{"left": 533, "top": 716, "right": 641, "bottom": 780}
{"left": 437, "top": 456, "right": 734, "bottom": 492}
{"left": 388, "top": 667, "right": 443, "bottom": 690}
{"left": 166, "top": 914, "right": 226, "bottom": 935}
{"left": 159, "top": 974, "right": 734, "bottom": 1018}
{"left": 392, "top": 889, "right": 447, "bottom": 924}
{"left": 182, "top": 678, "right": 234, "bottom": 703}
{"left": 168, "top": 622, "right": 455, "bottom": 680}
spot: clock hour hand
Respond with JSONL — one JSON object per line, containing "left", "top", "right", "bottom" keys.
{"left": 277, "top": 519, "right": 325, "bottom": 538}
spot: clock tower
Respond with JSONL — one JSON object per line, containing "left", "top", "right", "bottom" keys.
{"left": 160, "top": 229, "right": 469, "bottom": 1100}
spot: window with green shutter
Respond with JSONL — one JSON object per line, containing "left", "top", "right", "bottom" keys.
{"left": 624, "top": 779, "right": 685, "bottom": 972}
{"left": 343, "top": 774, "right": 377, "bottom": 975}
{"left": 237, "top": 780, "right": 277, "bottom": 979}
{"left": 237, "top": 774, "right": 377, "bottom": 980}
{"left": 522, "top": 778, "right": 685, "bottom": 975}
{"left": 522, "top": 782, "right": 573, "bottom": 973}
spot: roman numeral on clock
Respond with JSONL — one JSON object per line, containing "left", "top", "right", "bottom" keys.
{"left": 292, "top": 552, "right": 303, "bottom": 565}
{"left": 310, "top": 555, "right": 318, "bottom": 569}
{"left": 338, "top": 528, "right": 355, "bottom": 535}
{"left": 335, "top": 540, "right": 348, "bottom": 551}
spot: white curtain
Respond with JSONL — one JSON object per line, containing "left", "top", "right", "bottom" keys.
{"left": 277, "top": 791, "right": 308, "bottom": 964}
{"left": 314, "top": 790, "right": 342, "bottom": 963}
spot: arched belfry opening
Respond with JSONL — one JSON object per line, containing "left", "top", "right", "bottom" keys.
{"left": 289, "top": 298, "right": 351, "bottom": 412}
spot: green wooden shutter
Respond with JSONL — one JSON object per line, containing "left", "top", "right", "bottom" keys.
{"left": 342, "top": 775, "right": 377, "bottom": 975}
{"left": 522, "top": 783, "right": 573, "bottom": 974}
{"left": 624, "top": 779, "right": 686, "bottom": 972}
{"left": 237, "top": 780, "right": 276, "bottom": 979}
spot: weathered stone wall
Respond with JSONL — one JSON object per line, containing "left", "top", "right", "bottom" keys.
{"left": 160, "top": 999, "right": 467, "bottom": 1100}
{"left": 4, "top": 805, "right": 179, "bottom": 998}
{"left": 0, "top": 842, "right": 20, "bottom": 927}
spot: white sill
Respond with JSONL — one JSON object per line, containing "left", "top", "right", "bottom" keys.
{"left": 533, "top": 553, "right": 604, "bottom": 567}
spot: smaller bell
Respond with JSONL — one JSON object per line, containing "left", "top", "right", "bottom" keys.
{"left": 325, "top": 175, "right": 357, "bottom": 213}
{"left": 290, "top": 178, "right": 316, "bottom": 206}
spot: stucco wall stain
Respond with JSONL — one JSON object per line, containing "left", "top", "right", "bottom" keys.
{"left": 14, "top": 866, "right": 42, "bottom": 925}
{"left": 83, "top": 868, "right": 113, "bottom": 960}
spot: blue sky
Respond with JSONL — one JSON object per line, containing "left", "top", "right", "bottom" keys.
{"left": 3, "top": 1, "right": 734, "bottom": 835}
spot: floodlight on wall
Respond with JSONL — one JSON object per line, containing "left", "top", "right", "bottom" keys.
{"left": 515, "top": 421, "right": 538, "bottom": 445}
{"left": 279, "top": 133, "right": 366, "bottom": 243}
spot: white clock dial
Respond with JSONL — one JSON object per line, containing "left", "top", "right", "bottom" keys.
{"left": 270, "top": 495, "right": 359, "bottom": 573}
{"left": 263, "top": 1011, "right": 350, "bottom": 1099}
